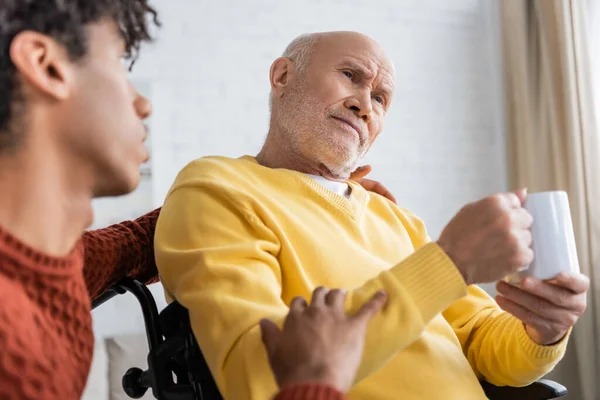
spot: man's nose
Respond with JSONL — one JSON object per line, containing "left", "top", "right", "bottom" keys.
{"left": 134, "top": 93, "right": 152, "bottom": 120}
{"left": 343, "top": 93, "right": 373, "bottom": 123}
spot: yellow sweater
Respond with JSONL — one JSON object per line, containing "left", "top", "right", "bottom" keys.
{"left": 155, "top": 155, "right": 567, "bottom": 400}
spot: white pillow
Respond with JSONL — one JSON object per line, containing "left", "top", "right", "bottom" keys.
{"left": 82, "top": 338, "right": 109, "bottom": 400}
{"left": 106, "top": 334, "right": 153, "bottom": 400}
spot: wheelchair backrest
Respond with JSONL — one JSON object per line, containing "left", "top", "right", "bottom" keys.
{"left": 160, "top": 301, "right": 224, "bottom": 400}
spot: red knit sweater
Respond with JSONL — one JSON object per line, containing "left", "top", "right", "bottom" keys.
{"left": 0, "top": 208, "right": 345, "bottom": 400}
{"left": 0, "top": 209, "right": 160, "bottom": 400}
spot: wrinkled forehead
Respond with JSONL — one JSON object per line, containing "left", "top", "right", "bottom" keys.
{"left": 315, "top": 35, "right": 396, "bottom": 91}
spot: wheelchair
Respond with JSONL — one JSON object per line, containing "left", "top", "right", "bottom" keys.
{"left": 92, "top": 278, "right": 568, "bottom": 400}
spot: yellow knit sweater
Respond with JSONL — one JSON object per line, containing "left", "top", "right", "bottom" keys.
{"left": 155, "top": 155, "right": 567, "bottom": 400}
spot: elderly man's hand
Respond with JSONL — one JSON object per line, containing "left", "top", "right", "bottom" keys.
{"left": 350, "top": 165, "right": 397, "bottom": 204}
{"left": 495, "top": 273, "right": 589, "bottom": 345}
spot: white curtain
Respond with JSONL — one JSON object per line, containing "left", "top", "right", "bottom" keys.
{"left": 499, "top": 1, "right": 600, "bottom": 398}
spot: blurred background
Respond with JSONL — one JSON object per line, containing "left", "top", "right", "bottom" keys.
{"left": 88, "top": 1, "right": 600, "bottom": 399}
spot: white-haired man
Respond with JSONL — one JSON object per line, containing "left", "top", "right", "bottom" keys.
{"left": 155, "top": 31, "right": 588, "bottom": 399}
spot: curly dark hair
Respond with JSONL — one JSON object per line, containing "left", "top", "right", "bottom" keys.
{"left": 0, "top": 0, "right": 161, "bottom": 151}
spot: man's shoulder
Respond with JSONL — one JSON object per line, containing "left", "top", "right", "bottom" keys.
{"left": 393, "top": 206, "right": 424, "bottom": 224}
{"left": 370, "top": 200, "right": 426, "bottom": 227}
{"left": 173, "top": 155, "right": 260, "bottom": 187}
{"left": 165, "top": 155, "right": 282, "bottom": 203}
{"left": 383, "top": 205, "right": 430, "bottom": 242}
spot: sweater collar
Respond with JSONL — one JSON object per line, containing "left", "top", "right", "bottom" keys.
{"left": 241, "top": 156, "right": 367, "bottom": 219}
{"left": 0, "top": 223, "right": 82, "bottom": 277}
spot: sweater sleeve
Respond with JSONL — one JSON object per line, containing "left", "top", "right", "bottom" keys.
{"left": 82, "top": 208, "right": 161, "bottom": 300}
{"left": 155, "top": 184, "right": 467, "bottom": 400}
{"left": 442, "top": 285, "right": 568, "bottom": 386}
{"left": 273, "top": 384, "right": 346, "bottom": 400}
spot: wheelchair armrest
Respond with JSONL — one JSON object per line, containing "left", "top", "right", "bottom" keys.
{"left": 480, "top": 379, "right": 567, "bottom": 400}
{"left": 92, "top": 278, "right": 163, "bottom": 349}
{"left": 91, "top": 285, "right": 126, "bottom": 309}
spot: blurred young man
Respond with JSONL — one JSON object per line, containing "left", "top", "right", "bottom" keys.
{"left": 0, "top": 1, "right": 159, "bottom": 398}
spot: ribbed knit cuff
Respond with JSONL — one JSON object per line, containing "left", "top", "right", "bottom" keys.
{"left": 390, "top": 242, "right": 467, "bottom": 323}
{"left": 273, "top": 383, "right": 346, "bottom": 400}
{"left": 515, "top": 318, "right": 570, "bottom": 361}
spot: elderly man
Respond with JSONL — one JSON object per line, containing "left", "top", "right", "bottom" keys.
{"left": 155, "top": 31, "right": 588, "bottom": 399}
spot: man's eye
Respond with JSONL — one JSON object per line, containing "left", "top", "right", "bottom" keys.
{"left": 373, "top": 95, "right": 384, "bottom": 104}
{"left": 343, "top": 71, "right": 353, "bottom": 79}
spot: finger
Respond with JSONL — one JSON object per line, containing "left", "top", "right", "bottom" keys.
{"left": 311, "top": 286, "right": 329, "bottom": 307}
{"left": 520, "top": 228, "right": 533, "bottom": 248}
{"left": 554, "top": 272, "right": 590, "bottom": 294}
{"left": 505, "top": 226, "right": 532, "bottom": 251}
{"left": 324, "top": 288, "right": 347, "bottom": 310}
{"left": 350, "top": 165, "right": 372, "bottom": 180}
{"left": 352, "top": 291, "right": 387, "bottom": 325}
{"left": 513, "top": 188, "right": 528, "bottom": 205}
{"left": 518, "top": 276, "right": 587, "bottom": 311}
{"left": 495, "top": 295, "right": 567, "bottom": 332}
{"left": 496, "top": 281, "right": 570, "bottom": 323}
{"left": 491, "top": 245, "right": 533, "bottom": 271}
{"left": 259, "top": 318, "right": 281, "bottom": 358}
{"left": 290, "top": 296, "right": 308, "bottom": 312}
{"left": 503, "top": 192, "right": 523, "bottom": 209}
{"left": 512, "top": 208, "right": 533, "bottom": 230}
{"left": 384, "top": 189, "right": 398, "bottom": 204}
{"left": 365, "top": 180, "right": 397, "bottom": 204}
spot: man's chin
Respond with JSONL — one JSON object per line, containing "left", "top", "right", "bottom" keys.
{"left": 321, "top": 156, "right": 361, "bottom": 181}
{"left": 93, "top": 169, "right": 141, "bottom": 199}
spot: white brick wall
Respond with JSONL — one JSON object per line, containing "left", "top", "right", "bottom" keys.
{"left": 92, "top": 0, "right": 505, "bottom": 337}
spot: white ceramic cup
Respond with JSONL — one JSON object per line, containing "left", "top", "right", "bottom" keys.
{"left": 506, "top": 191, "right": 580, "bottom": 285}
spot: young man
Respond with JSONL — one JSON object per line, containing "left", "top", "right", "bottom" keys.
{"left": 0, "top": 1, "right": 160, "bottom": 398}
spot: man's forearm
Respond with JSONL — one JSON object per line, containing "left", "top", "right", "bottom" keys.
{"left": 176, "top": 242, "right": 467, "bottom": 400}
{"left": 82, "top": 208, "right": 161, "bottom": 300}
{"left": 344, "top": 242, "right": 467, "bottom": 383}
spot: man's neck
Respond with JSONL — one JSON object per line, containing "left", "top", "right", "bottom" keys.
{"left": 0, "top": 144, "right": 94, "bottom": 257}
{"left": 256, "top": 145, "right": 321, "bottom": 176}
{"left": 257, "top": 127, "right": 342, "bottom": 181}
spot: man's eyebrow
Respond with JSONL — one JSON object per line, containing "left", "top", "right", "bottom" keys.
{"left": 339, "top": 58, "right": 395, "bottom": 97}
{"left": 339, "top": 59, "right": 374, "bottom": 75}
{"left": 378, "top": 85, "right": 393, "bottom": 98}
{"left": 378, "top": 79, "right": 395, "bottom": 96}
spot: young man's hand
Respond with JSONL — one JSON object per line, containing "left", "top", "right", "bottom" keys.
{"left": 350, "top": 165, "right": 397, "bottom": 204}
{"left": 260, "top": 288, "right": 387, "bottom": 393}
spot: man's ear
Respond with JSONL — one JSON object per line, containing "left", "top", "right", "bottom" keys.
{"left": 269, "top": 57, "right": 294, "bottom": 99}
{"left": 9, "top": 31, "right": 73, "bottom": 101}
